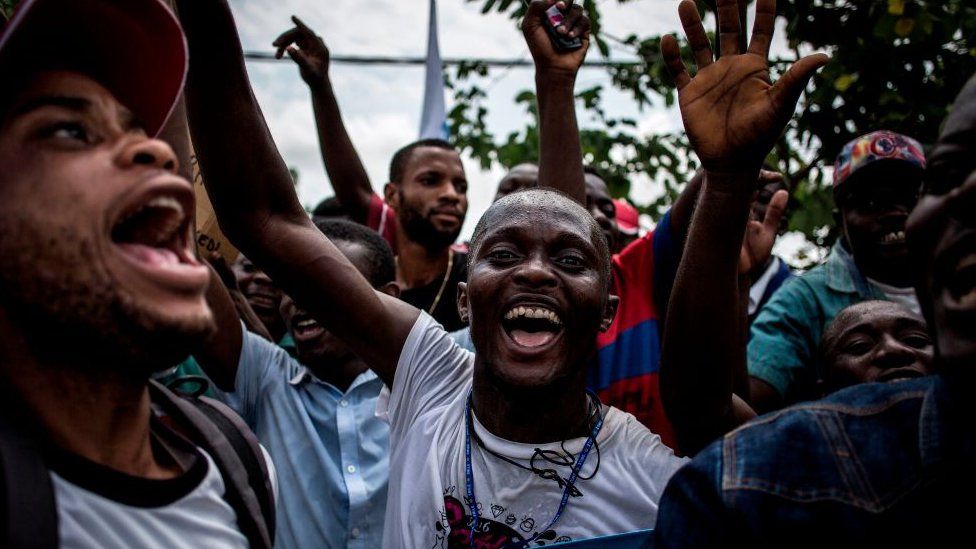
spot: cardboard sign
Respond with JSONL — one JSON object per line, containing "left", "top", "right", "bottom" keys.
{"left": 191, "top": 153, "right": 239, "bottom": 263}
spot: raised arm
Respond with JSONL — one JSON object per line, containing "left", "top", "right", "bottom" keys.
{"left": 273, "top": 17, "right": 374, "bottom": 223}
{"left": 659, "top": 0, "right": 827, "bottom": 455}
{"left": 522, "top": 0, "right": 591, "bottom": 205}
{"left": 174, "top": 0, "right": 417, "bottom": 387}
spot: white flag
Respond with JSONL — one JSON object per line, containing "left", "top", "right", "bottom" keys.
{"left": 419, "top": 0, "right": 448, "bottom": 140}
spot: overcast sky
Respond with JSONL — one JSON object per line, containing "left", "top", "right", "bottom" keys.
{"left": 228, "top": 0, "right": 692, "bottom": 239}
{"left": 228, "top": 0, "right": 807, "bottom": 253}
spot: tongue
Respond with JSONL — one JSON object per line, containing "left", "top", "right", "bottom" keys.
{"left": 511, "top": 329, "right": 556, "bottom": 348}
{"left": 117, "top": 243, "right": 180, "bottom": 267}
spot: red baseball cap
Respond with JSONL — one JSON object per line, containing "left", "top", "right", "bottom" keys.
{"left": 613, "top": 198, "right": 639, "bottom": 236}
{"left": 0, "top": 0, "right": 187, "bottom": 137}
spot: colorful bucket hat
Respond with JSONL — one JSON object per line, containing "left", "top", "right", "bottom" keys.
{"left": 833, "top": 130, "right": 925, "bottom": 194}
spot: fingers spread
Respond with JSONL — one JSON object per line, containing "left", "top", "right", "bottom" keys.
{"left": 716, "top": 0, "right": 742, "bottom": 58}
{"left": 748, "top": 0, "right": 776, "bottom": 58}
{"left": 772, "top": 52, "right": 829, "bottom": 113}
{"left": 678, "top": 0, "right": 713, "bottom": 71}
{"left": 662, "top": 34, "right": 691, "bottom": 91}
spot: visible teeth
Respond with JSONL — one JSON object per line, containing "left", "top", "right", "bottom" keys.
{"left": 296, "top": 319, "right": 318, "bottom": 329}
{"left": 146, "top": 196, "right": 184, "bottom": 217}
{"left": 883, "top": 231, "right": 906, "bottom": 244}
{"left": 503, "top": 306, "right": 562, "bottom": 325}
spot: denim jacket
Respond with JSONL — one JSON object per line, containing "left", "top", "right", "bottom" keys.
{"left": 654, "top": 374, "right": 976, "bottom": 548}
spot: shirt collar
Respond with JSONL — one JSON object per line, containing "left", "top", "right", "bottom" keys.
{"left": 287, "top": 365, "right": 380, "bottom": 393}
{"left": 824, "top": 240, "right": 875, "bottom": 297}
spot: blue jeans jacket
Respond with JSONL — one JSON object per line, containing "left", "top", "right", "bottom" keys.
{"left": 654, "top": 374, "right": 976, "bottom": 548}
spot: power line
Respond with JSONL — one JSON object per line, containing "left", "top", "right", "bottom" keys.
{"left": 243, "top": 51, "right": 641, "bottom": 68}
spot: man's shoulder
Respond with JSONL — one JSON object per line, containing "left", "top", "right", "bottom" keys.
{"left": 712, "top": 377, "right": 937, "bottom": 509}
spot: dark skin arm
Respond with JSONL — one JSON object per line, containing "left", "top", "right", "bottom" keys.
{"left": 522, "top": 0, "right": 591, "bottom": 205}
{"left": 273, "top": 17, "right": 374, "bottom": 223}
{"left": 175, "top": 0, "right": 418, "bottom": 388}
{"left": 192, "top": 263, "right": 246, "bottom": 391}
{"left": 659, "top": 0, "right": 827, "bottom": 455}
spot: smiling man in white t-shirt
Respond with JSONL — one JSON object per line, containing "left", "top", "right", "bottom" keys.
{"left": 178, "top": 0, "right": 824, "bottom": 546}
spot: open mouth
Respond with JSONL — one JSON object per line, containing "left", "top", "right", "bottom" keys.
{"left": 110, "top": 189, "right": 206, "bottom": 289}
{"left": 880, "top": 230, "right": 907, "bottom": 245}
{"left": 291, "top": 313, "right": 326, "bottom": 342}
{"left": 502, "top": 305, "right": 564, "bottom": 349}
{"left": 947, "top": 252, "right": 976, "bottom": 309}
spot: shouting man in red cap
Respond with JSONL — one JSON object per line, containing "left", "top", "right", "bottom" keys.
{"left": 0, "top": 1, "right": 275, "bottom": 546}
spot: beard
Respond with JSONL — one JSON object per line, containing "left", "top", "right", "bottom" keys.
{"left": 398, "top": 197, "right": 463, "bottom": 253}
{"left": 0, "top": 214, "right": 214, "bottom": 378}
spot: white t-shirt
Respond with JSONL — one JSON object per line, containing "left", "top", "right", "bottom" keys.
{"left": 49, "top": 419, "right": 249, "bottom": 549}
{"left": 379, "top": 313, "right": 688, "bottom": 548}
{"left": 866, "top": 277, "right": 922, "bottom": 316}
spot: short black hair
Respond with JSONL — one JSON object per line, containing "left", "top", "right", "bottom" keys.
{"left": 312, "top": 196, "right": 348, "bottom": 219}
{"left": 388, "top": 138, "right": 455, "bottom": 183}
{"left": 312, "top": 219, "right": 396, "bottom": 288}
{"left": 469, "top": 188, "right": 611, "bottom": 284}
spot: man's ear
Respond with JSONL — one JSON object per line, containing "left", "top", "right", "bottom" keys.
{"left": 384, "top": 182, "right": 400, "bottom": 210}
{"left": 378, "top": 281, "right": 401, "bottom": 299}
{"left": 456, "top": 282, "right": 470, "bottom": 325}
{"left": 600, "top": 294, "right": 619, "bottom": 332}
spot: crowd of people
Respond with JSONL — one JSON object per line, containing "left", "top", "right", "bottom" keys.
{"left": 0, "top": 0, "right": 972, "bottom": 547}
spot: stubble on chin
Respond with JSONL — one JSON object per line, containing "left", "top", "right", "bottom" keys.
{"left": 0, "top": 217, "right": 214, "bottom": 375}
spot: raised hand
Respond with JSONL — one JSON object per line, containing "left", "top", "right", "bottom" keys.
{"left": 739, "top": 181, "right": 788, "bottom": 277}
{"left": 273, "top": 16, "right": 331, "bottom": 86}
{"left": 522, "top": 0, "right": 591, "bottom": 76}
{"left": 662, "top": 0, "right": 828, "bottom": 173}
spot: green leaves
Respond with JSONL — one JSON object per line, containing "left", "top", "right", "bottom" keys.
{"left": 460, "top": 0, "right": 975, "bottom": 264}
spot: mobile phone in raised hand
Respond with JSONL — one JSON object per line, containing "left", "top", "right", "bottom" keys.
{"left": 537, "top": 0, "right": 583, "bottom": 52}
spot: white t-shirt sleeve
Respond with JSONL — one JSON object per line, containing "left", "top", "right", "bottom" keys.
{"left": 381, "top": 312, "right": 473, "bottom": 439}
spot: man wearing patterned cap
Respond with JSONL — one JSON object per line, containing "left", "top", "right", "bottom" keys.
{"left": 747, "top": 130, "right": 927, "bottom": 412}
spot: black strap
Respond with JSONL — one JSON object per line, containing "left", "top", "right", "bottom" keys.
{"left": 149, "top": 380, "right": 274, "bottom": 549}
{"left": 189, "top": 396, "right": 276, "bottom": 536}
{"left": 0, "top": 415, "right": 58, "bottom": 549}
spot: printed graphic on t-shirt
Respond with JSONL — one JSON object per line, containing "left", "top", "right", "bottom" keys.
{"left": 432, "top": 494, "right": 574, "bottom": 548}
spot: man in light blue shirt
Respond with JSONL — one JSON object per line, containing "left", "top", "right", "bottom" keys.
{"left": 197, "top": 219, "right": 399, "bottom": 548}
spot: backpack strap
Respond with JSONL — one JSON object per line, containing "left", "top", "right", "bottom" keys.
{"left": 0, "top": 414, "right": 58, "bottom": 549}
{"left": 148, "top": 380, "right": 275, "bottom": 549}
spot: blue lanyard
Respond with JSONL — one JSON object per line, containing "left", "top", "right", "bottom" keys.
{"left": 463, "top": 389, "right": 604, "bottom": 548}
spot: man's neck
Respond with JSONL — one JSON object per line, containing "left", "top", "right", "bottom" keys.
{"left": 2, "top": 357, "right": 178, "bottom": 479}
{"left": 307, "top": 355, "right": 369, "bottom": 393}
{"left": 395, "top": 235, "right": 452, "bottom": 290}
{"left": 471, "top": 372, "right": 593, "bottom": 444}
{"left": 0, "top": 314, "right": 179, "bottom": 479}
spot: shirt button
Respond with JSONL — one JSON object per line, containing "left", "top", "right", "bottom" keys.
{"left": 347, "top": 465, "right": 356, "bottom": 474}
{"left": 351, "top": 528, "right": 360, "bottom": 538}
{"left": 339, "top": 399, "right": 349, "bottom": 407}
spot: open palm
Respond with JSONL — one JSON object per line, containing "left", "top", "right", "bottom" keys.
{"left": 663, "top": 0, "right": 828, "bottom": 173}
